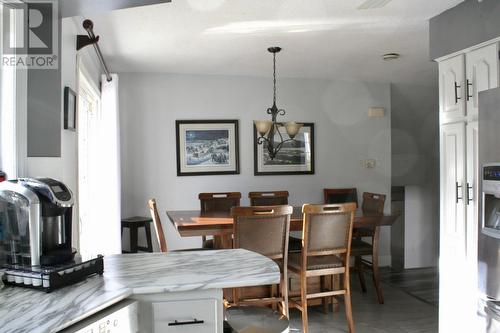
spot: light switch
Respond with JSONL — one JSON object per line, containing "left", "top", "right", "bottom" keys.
{"left": 368, "top": 107, "right": 385, "bottom": 117}
{"left": 363, "top": 159, "right": 376, "bottom": 169}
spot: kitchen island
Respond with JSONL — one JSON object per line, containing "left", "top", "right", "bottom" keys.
{"left": 0, "top": 249, "right": 280, "bottom": 333}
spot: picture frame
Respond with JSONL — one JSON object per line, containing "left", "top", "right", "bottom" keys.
{"left": 64, "top": 87, "right": 77, "bottom": 131}
{"left": 254, "top": 122, "right": 315, "bottom": 175}
{"left": 176, "top": 120, "right": 240, "bottom": 176}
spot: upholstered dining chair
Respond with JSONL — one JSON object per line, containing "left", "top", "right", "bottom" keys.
{"left": 323, "top": 188, "right": 358, "bottom": 207}
{"left": 351, "top": 192, "right": 386, "bottom": 304}
{"left": 199, "top": 192, "right": 242, "bottom": 248}
{"left": 148, "top": 199, "right": 209, "bottom": 253}
{"left": 288, "top": 203, "right": 356, "bottom": 333}
{"left": 230, "top": 205, "right": 293, "bottom": 318}
{"left": 248, "top": 191, "right": 289, "bottom": 206}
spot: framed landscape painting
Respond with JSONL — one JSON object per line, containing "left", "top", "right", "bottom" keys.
{"left": 176, "top": 120, "right": 240, "bottom": 176}
{"left": 254, "top": 122, "right": 315, "bottom": 175}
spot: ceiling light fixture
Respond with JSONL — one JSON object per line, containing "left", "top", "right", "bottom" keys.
{"left": 382, "top": 52, "right": 400, "bottom": 61}
{"left": 254, "top": 47, "right": 302, "bottom": 161}
{"left": 358, "top": 0, "right": 393, "bottom": 10}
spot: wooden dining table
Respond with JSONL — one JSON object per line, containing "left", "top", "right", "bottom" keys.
{"left": 166, "top": 206, "right": 398, "bottom": 249}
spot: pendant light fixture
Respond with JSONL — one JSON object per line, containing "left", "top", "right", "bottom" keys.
{"left": 254, "top": 47, "right": 302, "bottom": 160}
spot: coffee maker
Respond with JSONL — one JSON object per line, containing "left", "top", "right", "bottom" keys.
{"left": 0, "top": 178, "right": 75, "bottom": 267}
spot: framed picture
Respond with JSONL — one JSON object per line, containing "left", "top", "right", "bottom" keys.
{"left": 254, "top": 122, "right": 315, "bottom": 175}
{"left": 176, "top": 120, "right": 240, "bottom": 176}
{"left": 64, "top": 87, "right": 77, "bottom": 131}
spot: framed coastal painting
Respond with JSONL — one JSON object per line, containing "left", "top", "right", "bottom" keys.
{"left": 176, "top": 120, "right": 240, "bottom": 176}
{"left": 254, "top": 122, "right": 315, "bottom": 175}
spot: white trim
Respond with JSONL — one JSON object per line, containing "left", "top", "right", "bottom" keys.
{"left": 15, "top": 67, "right": 27, "bottom": 177}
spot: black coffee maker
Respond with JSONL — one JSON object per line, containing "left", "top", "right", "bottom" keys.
{"left": 0, "top": 178, "right": 75, "bottom": 267}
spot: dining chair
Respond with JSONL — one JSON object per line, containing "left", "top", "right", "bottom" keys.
{"left": 323, "top": 188, "right": 358, "bottom": 207}
{"left": 199, "top": 192, "right": 242, "bottom": 248}
{"left": 148, "top": 198, "right": 209, "bottom": 253}
{"left": 288, "top": 203, "right": 356, "bottom": 333}
{"left": 230, "top": 205, "right": 292, "bottom": 318}
{"left": 351, "top": 192, "right": 386, "bottom": 304}
{"left": 248, "top": 191, "right": 289, "bottom": 206}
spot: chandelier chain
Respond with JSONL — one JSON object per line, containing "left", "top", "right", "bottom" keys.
{"left": 273, "top": 51, "right": 277, "bottom": 106}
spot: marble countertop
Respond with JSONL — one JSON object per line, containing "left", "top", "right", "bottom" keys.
{"left": 0, "top": 249, "right": 280, "bottom": 333}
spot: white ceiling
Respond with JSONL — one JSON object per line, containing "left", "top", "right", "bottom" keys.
{"left": 83, "top": 0, "right": 465, "bottom": 86}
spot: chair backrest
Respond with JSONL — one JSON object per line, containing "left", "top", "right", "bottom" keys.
{"left": 199, "top": 192, "right": 241, "bottom": 212}
{"left": 231, "top": 205, "right": 292, "bottom": 261}
{"left": 248, "top": 191, "right": 289, "bottom": 206}
{"left": 302, "top": 203, "right": 356, "bottom": 259}
{"left": 361, "top": 192, "right": 386, "bottom": 214}
{"left": 323, "top": 188, "right": 358, "bottom": 207}
{"left": 148, "top": 199, "right": 168, "bottom": 253}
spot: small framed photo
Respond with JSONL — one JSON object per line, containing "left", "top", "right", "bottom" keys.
{"left": 176, "top": 120, "right": 240, "bottom": 176}
{"left": 254, "top": 122, "right": 315, "bottom": 175}
{"left": 64, "top": 87, "right": 77, "bottom": 131}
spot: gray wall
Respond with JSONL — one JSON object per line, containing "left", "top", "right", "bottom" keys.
{"left": 430, "top": 0, "right": 500, "bottom": 60}
{"left": 27, "top": 3, "right": 61, "bottom": 157}
{"left": 27, "top": 68, "right": 61, "bottom": 157}
{"left": 391, "top": 83, "right": 439, "bottom": 186}
{"left": 391, "top": 83, "right": 439, "bottom": 268}
{"left": 119, "top": 73, "right": 393, "bottom": 264}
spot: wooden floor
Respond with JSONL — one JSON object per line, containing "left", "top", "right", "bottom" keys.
{"left": 288, "top": 268, "right": 439, "bottom": 332}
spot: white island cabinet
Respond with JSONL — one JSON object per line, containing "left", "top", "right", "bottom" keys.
{"left": 0, "top": 249, "right": 280, "bottom": 333}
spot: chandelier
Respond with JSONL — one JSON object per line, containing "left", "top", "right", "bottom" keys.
{"left": 254, "top": 47, "right": 302, "bottom": 160}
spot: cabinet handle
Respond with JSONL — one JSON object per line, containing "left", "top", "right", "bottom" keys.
{"left": 456, "top": 182, "right": 463, "bottom": 203}
{"left": 466, "top": 80, "right": 473, "bottom": 101}
{"left": 168, "top": 319, "right": 205, "bottom": 326}
{"left": 467, "top": 183, "right": 473, "bottom": 205}
{"left": 454, "top": 82, "right": 461, "bottom": 104}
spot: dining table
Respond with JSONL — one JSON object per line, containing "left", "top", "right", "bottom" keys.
{"left": 166, "top": 206, "right": 398, "bottom": 249}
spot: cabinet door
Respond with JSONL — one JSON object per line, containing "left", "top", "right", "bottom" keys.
{"left": 439, "top": 55, "right": 466, "bottom": 122}
{"left": 439, "top": 122, "right": 467, "bottom": 333}
{"left": 466, "top": 120, "right": 479, "bottom": 261}
{"left": 466, "top": 43, "right": 499, "bottom": 117}
{"left": 440, "top": 122, "right": 466, "bottom": 247}
{"left": 466, "top": 120, "right": 480, "bottom": 330}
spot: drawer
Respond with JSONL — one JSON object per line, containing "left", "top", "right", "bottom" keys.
{"left": 153, "top": 298, "right": 218, "bottom": 333}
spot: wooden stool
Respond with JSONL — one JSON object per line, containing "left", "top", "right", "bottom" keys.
{"left": 121, "top": 216, "right": 153, "bottom": 253}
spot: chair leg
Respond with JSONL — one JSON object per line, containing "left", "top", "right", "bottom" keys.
{"left": 232, "top": 287, "right": 239, "bottom": 307}
{"left": 281, "top": 271, "right": 289, "bottom": 318}
{"left": 344, "top": 272, "right": 355, "bottom": 333}
{"left": 355, "top": 256, "right": 367, "bottom": 293}
{"left": 271, "top": 284, "right": 278, "bottom": 311}
{"left": 300, "top": 273, "right": 308, "bottom": 333}
{"left": 144, "top": 223, "right": 153, "bottom": 252}
{"left": 371, "top": 254, "right": 384, "bottom": 304}
{"left": 332, "top": 275, "right": 340, "bottom": 313}
{"left": 130, "top": 226, "right": 138, "bottom": 253}
{"left": 320, "top": 276, "right": 328, "bottom": 314}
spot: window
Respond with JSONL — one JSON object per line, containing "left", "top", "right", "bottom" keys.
{"left": 0, "top": 2, "right": 27, "bottom": 180}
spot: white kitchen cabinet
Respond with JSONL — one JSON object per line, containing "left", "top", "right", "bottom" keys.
{"left": 438, "top": 42, "right": 500, "bottom": 332}
{"left": 439, "top": 122, "right": 467, "bottom": 333}
{"left": 153, "top": 299, "right": 218, "bottom": 333}
{"left": 439, "top": 54, "right": 466, "bottom": 122}
{"left": 131, "top": 289, "right": 224, "bottom": 333}
{"left": 466, "top": 120, "right": 479, "bottom": 261}
{"left": 466, "top": 44, "right": 499, "bottom": 117}
{"left": 440, "top": 122, "right": 466, "bottom": 255}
